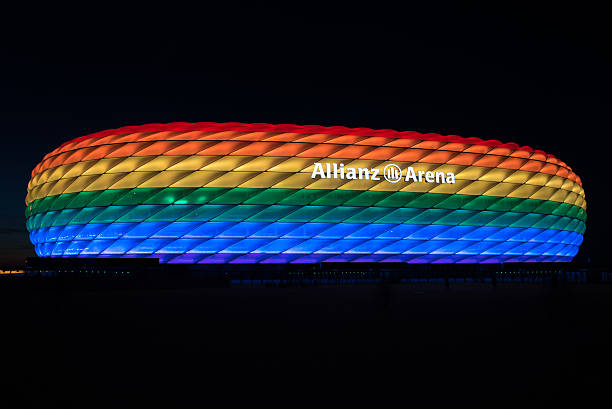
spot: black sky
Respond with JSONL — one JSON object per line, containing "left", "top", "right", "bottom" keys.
{"left": 1, "top": 2, "right": 609, "bottom": 265}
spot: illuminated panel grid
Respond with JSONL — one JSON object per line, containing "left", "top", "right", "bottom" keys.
{"left": 25, "top": 122, "right": 586, "bottom": 263}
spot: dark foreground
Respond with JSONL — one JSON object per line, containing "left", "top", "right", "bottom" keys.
{"left": 1, "top": 279, "right": 611, "bottom": 408}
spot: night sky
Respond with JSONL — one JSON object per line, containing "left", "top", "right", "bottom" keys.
{"left": 1, "top": 2, "right": 610, "bottom": 265}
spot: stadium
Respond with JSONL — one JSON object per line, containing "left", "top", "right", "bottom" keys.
{"left": 25, "top": 122, "right": 586, "bottom": 264}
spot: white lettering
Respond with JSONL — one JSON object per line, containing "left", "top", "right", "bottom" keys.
{"left": 312, "top": 162, "right": 326, "bottom": 179}
{"left": 370, "top": 168, "right": 380, "bottom": 180}
{"left": 311, "top": 162, "right": 455, "bottom": 185}
{"left": 405, "top": 167, "right": 417, "bottom": 182}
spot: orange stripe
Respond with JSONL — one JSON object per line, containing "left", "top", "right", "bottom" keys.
{"left": 31, "top": 138, "right": 582, "bottom": 185}
{"left": 361, "top": 147, "right": 404, "bottom": 160}
{"left": 498, "top": 157, "right": 527, "bottom": 169}
{"left": 420, "top": 150, "right": 456, "bottom": 163}
{"left": 164, "top": 140, "right": 215, "bottom": 155}
{"left": 328, "top": 145, "right": 374, "bottom": 159}
{"left": 473, "top": 156, "right": 505, "bottom": 167}
{"left": 386, "top": 149, "right": 429, "bottom": 162}
{"left": 267, "top": 143, "right": 311, "bottom": 156}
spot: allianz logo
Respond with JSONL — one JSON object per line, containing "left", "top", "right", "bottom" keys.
{"left": 311, "top": 162, "right": 456, "bottom": 184}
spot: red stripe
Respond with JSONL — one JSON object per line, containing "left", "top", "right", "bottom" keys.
{"left": 59, "top": 122, "right": 556, "bottom": 159}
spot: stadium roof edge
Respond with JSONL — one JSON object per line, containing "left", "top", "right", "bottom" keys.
{"left": 59, "top": 122, "right": 556, "bottom": 159}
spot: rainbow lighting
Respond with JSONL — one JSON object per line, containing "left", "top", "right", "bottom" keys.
{"left": 25, "top": 122, "right": 586, "bottom": 264}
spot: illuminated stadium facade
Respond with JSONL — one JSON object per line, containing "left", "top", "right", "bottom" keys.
{"left": 25, "top": 122, "right": 586, "bottom": 264}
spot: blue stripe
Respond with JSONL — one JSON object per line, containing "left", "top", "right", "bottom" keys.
{"left": 30, "top": 220, "right": 582, "bottom": 263}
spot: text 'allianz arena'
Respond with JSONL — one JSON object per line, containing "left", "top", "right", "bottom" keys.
{"left": 25, "top": 122, "right": 586, "bottom": 264}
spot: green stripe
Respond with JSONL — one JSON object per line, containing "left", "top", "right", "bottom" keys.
{"left": 25, "top": 204, "right": 586, "bottom": 234}
{"left": 26, "top": 187, "right": 587, "bottom": 222}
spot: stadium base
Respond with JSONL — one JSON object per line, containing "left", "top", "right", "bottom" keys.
{"left": 6, "top": 257, "right": 608, "bottom": 288}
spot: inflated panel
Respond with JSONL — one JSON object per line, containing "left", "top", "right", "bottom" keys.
{"left": 25, "top": 122, "right": 586, "bottom": 263}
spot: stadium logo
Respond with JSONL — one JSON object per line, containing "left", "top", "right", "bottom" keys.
{"left": 311, "top": 162, "right": 456, "bottom": 184}
{"left": 383, "top": 164, "right": 402, "bottom": 183}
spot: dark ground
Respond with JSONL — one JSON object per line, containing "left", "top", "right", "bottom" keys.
{"left": 1, "top": 280, "right": 611, "bottom": 408}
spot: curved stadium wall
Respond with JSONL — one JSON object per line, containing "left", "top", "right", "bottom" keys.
{"left": 25, "top": 122, "right": 586, "bottom": 264}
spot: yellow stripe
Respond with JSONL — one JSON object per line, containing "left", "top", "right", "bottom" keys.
{"left": 29, "top": 155, "right": 586, "bottom": 196}
{"left": 27, "top": 156, "right": 587, "bottom": 204}
{"left": 26, "top": 167, "right": 587, "bottom": 209}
